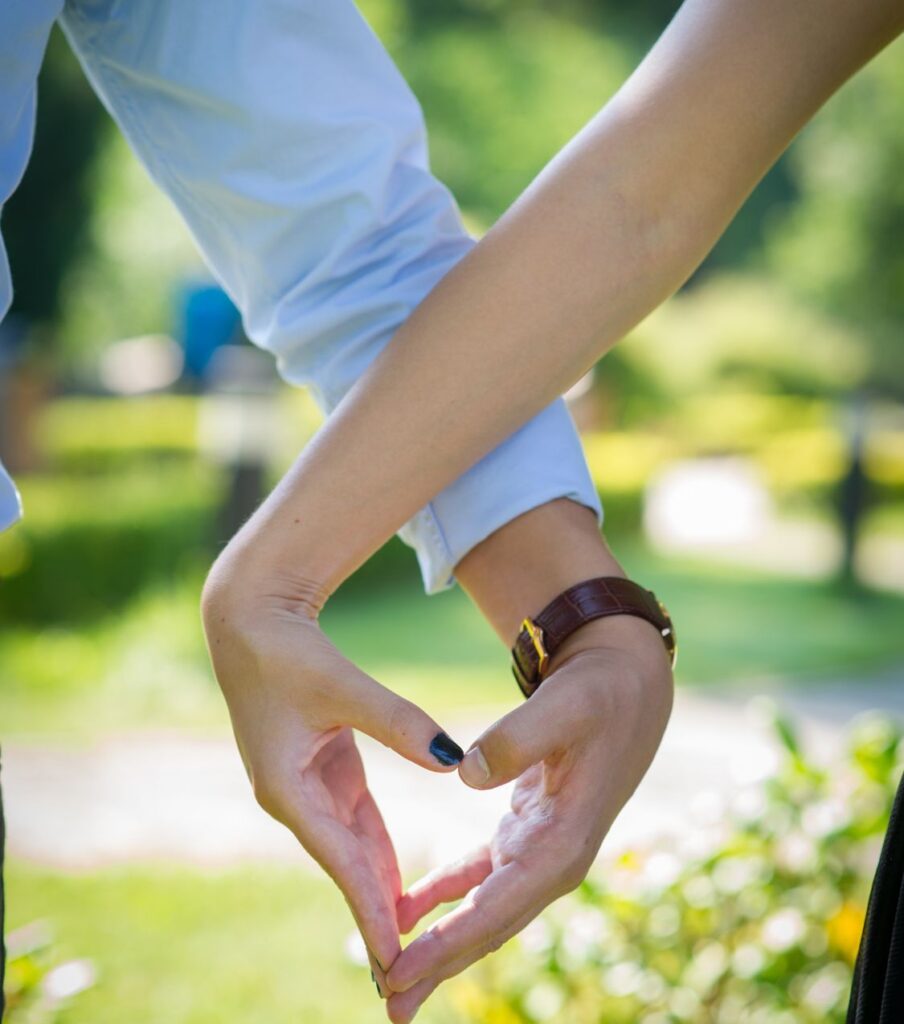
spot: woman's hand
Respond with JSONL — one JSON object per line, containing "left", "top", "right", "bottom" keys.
{"left": 383, "top": 616, "right": 673, "bottom": 1023}
{"left": 200, "top": 552, "right": 464, "bottom": 983}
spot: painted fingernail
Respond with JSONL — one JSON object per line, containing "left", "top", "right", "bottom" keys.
{"left": 460, "top": 745, "right": 490, "bottom": 787}
{"left": 371, "top": 969, "right": 384, "bottom": 999}
{"left": 429, "top": 731, "right": 464, "bottom": 766}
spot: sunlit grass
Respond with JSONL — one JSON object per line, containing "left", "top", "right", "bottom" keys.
{"left": 6, "top": 859, "right": 451, "bottom": 1024}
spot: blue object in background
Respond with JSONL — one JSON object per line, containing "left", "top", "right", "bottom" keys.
{"left": 180, "top": 283, "right": 242, "bottom": 380}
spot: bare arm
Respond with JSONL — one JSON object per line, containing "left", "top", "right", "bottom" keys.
{"left": 202, "top": 6, "right": 900, "bottom": 1006}
{"left": 217, "top": 0, "right": 903, "bottom": 595}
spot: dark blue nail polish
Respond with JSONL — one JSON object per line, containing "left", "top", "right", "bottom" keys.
{"left": 430, "top": 731, "right": 464, "bottom": 766}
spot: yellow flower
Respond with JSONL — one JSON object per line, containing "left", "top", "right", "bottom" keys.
{"left": 826, "top": 901, "right": 866, "bottom": 965}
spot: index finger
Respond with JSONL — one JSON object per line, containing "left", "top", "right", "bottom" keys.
{"left": 386, "top": 857, "right": 547, "bottom": 994}
{"left": 286, "top": 807, "right": 402, "bottom": 972}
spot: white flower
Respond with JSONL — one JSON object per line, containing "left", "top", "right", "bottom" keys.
{"left": 803, "top": 964, "right": 848, "bottom": 1011}
{"left": 520, "top": 917, "right": 553, "bottom": 955}
{"left": 561, "top": 907, "right": 606, "bottom": 962}
{"left": 644, "top": 852, "right": 682, "bottom": 889}
{"left": 732, "top": 943, "right": 766, "bottom": 978}
{"left": 712, "top": 855, "right": 766, "bottom": 895}
{"left": 524, "top": 981, "right": 564, "bottom": 1020}
{"left": 683, "top": 942, "right": 728, "bottom": 993}
{"left": 42, "top": 960, "right": 96, "bottom": 1001}
{"left": 648, "top": 904, "right": 681, "bottom": 939}
{"left": 605, "top": 961, "right": 644, "bottom": 998}
{"left": 761, "top": 908, "right": 806, "bottom": 952}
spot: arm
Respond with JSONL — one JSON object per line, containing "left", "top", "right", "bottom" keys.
{"left": 202, "top": 1, "right": 899, "bottom": 1007}
{"left": 216, "top": 0, "right": 903, "bottom": 599}
{"left": 385, "top": 498, "right": 673, "bottom": 1022}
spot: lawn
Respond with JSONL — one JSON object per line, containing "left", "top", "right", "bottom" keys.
{"left": 5, "top": 859, "right": 453, "bottom": 1024}
{"left": 2, "top": 541, "right": 903, "bottom": 739}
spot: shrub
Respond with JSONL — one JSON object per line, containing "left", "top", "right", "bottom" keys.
{"left": 448, "top": 708, "right": 901, "bottom": 1023}
{"left": 0, "top": 465, "right": 219, "bottom": 624}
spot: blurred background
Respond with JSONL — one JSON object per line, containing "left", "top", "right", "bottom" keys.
{"left": 2, "top": 2, "right": 902, "bottom": 1022}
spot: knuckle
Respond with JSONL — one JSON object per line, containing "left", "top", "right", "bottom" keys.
{"left": 569, "top": 683, "right": 599, "bottom": 720}
{"left": 250, "top": 772, "right": 282, "bottom": 818}
{"left": 483, "top": 729, "right": 518, "bottom": 779}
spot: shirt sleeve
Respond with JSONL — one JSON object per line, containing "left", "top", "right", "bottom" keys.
{"left": 0, "top": 460, "right": 23, "bottom": 534}
{"left": 60, "top": 0, "right": 602, "bottom": 594}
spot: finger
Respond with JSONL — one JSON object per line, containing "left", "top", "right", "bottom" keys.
{"left": 336, "top": 667, "right": 465, "bottom": 773}
{"left": 386, "top": 903, "right": 541, "bottom": 1023}
{"left": 387, "top": 861, "right": 542, "bottom": 994}
{"left": 366, "top": 946, "right": 390, "bottom": 1000}
{"left": 459, "top": 667, "right": 598, "bottom": 789}
{"left": 396, "top": 848, "right": 492, "bottom": 934}
{"left": 356, "top": 789, "right": 404, "bottom": 907}
{"left": 285, "top": 809, "right": 402, "bottom": 972}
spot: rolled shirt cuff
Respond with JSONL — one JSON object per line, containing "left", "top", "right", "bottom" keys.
{"left": 397, "top": 397, "right": 603, "bottom": 595}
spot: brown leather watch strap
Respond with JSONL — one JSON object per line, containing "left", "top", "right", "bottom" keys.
{"left": 511, "top": 576, "right": 676, "bottom": 698}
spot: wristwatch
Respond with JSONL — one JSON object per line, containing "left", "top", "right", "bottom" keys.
{"left": 511, "top": 576, "right": 676, "bottom": 698}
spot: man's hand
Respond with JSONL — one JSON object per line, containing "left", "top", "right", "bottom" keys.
{"left": 380, "top": 497, "right": 673, "bottom": 1021}
{"left": 200, "top": 554, "right": 464, "bottom": 984}
{"left": 384, "top": 615, "right": 672, "bottom": 1022}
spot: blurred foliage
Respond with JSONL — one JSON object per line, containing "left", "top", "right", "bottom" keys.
{"left": 3, "top": 920, "right": 94, "bottom": 1023}
{"left": 447, "top": 711, "right": 903, "bottom": 1024}
{"left": 622, "top": 276, "right": 868, "bottom": 401}
{"left": 765, "top": 42, "right": 904, "bottom": 388}
{"left": 0, "top": 465, "right": 218, "bottom": 624}
{"left": 2, "top": 29, "right": 110, "bottom": 343}
{"left": 387, "top": 14, "right": 631, "bottom": 226}
{"left": 34, "top": 395, "right": 201, "bottom": 469}
{"left": 54, "top": 131, "right": 203, "bottom": 372}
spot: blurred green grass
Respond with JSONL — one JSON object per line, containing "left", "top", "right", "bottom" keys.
{"left": 6, "top": 859, "right": 449, "bottom": 1024}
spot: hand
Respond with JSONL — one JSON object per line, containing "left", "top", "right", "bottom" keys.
{"left": 383, "top": 617, "right": 673, "bottom": 1023}
{"left": 200, "top": 555, "right": 464, "bottom": 985}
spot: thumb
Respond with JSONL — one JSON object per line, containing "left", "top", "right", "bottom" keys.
{"left": 338, "top": 667, "right": 464, "bottom": 772}
{"left": 459, "top": 676, "right": 592, "bottom": 789}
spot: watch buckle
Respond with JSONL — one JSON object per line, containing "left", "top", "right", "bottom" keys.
{"left": 657, "top": 600, "right": 678, "bottom": 669}
{"left": 522, "top": 617, "right": 549, "bottom": 678}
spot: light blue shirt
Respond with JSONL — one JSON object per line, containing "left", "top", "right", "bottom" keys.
{"left": 0, "top": 0, "right": 601, "bottom": 593}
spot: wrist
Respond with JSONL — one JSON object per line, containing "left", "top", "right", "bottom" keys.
{"left": 547, "top": 612, "right": 673, "bottom": 680}
{"left": 202, "top": 530, "right": 331, "bottom": 627}
{"left": 455, "top": 497, "right": 625, "bottom": 646}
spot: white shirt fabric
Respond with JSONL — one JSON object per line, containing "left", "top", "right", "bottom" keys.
{"left": 0, "top": 0, "right": 601, "bottom": 593}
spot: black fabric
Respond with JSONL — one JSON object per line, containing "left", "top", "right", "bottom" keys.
{"left": 847, "top": 768, "right": 904, "bottom": 1024}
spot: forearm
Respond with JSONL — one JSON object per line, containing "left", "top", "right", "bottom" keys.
{"left": 454, "top": 497, "right": 673, "bottom": 683}
{"left": 215, "top": 0, "right": 902, "bottom": 597}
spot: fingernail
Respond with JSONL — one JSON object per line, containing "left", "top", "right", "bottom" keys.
{"left": 429, "top": 731, "right": 464, "bottom": 766}
{"left": 371, "top": 969, "right": 385, "bottom": 999}
{"left": 460, "top": 745, "right": 490, "bottom": 787}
